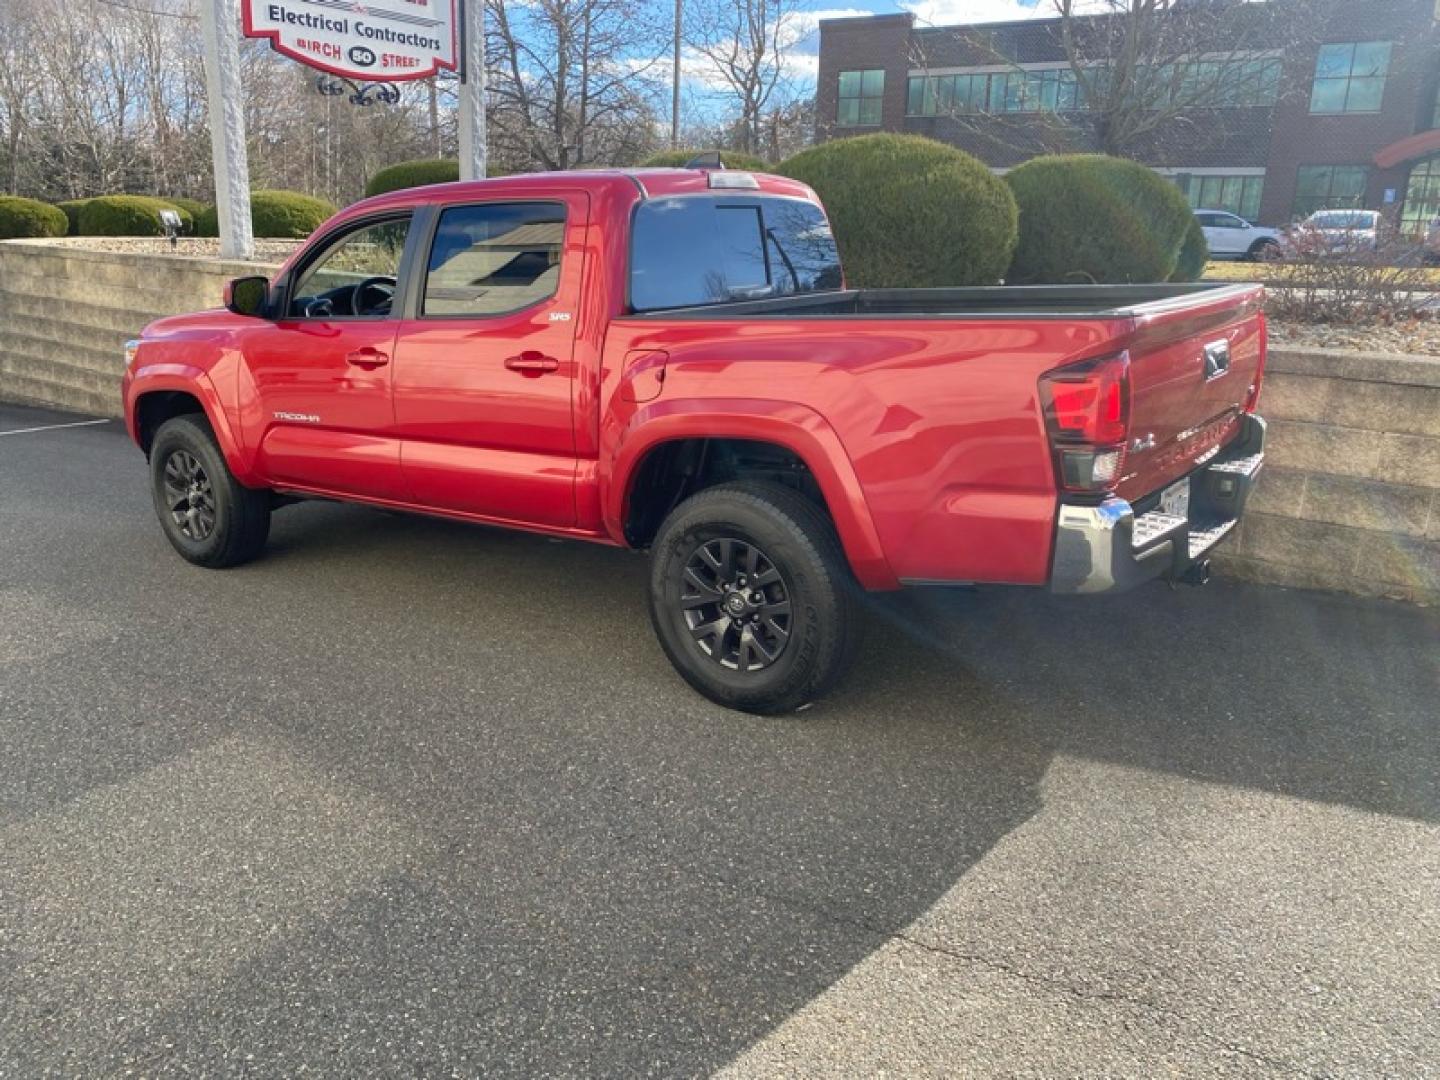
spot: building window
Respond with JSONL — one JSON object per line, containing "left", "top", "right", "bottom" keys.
{"left": 906, "top": 68, "right": 1078, "bottom": 117}
{"left": 838, "top": 69, "right": 885, "bottom": 126}
{"left": 1176, "top": 173, "right": 1266, "bottom": 221}
{"left": 1309, "top": 42, "right": 1391, "bottom": 114}
{"left": 1293, "top": 165, "right": 1369, "bottom": 217}
{"left": 1173, "top": 57, "right": 1281, "bottom": 107}
{"left": 1400, "top": 157, "right": 1440, "bottom": 236}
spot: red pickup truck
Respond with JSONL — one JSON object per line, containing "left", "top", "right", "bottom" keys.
{"left": 123, "top": 165, "right": 1267, "bottom": 713}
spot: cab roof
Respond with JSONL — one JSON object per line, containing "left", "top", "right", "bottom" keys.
{"left": 352, "top": 167, "right": 817, "bottom": 215}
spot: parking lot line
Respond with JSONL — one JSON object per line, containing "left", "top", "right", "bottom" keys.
{"left": 0, "top": 419, "right": 111, "bottom": 437}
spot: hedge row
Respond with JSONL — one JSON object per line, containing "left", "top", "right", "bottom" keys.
{"left": 365, "top": 158, "right": 461, "bottom": 197}
{"left": 0, "top": 196, "right": 68, "bottom": 239}
{"left": 779, "top": 135, "right": 1016, "bottom": 288}
{"left": 194, "top": 190, "right": 337, "bottom": 238}
{"left": 1005, "top": 154, "right": 1200, "bottom": 284}
{"left": 78, "top": 195, "right": 194, "bottom": 237}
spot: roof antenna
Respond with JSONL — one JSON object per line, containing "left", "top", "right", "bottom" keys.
{"left": 684, "top": 151, "right": 725, "bottom": 170}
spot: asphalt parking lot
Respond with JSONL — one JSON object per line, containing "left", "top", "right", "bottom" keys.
{"left": 1, "top": 401, "right": 1437, "bottom": 1076}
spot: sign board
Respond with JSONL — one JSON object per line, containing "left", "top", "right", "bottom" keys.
{"left": 241, "top": 0, "right": 458, "bottom": 82}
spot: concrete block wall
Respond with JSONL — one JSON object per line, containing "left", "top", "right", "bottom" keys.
{"left": 1, "top": 240, "right": 1435, "bottom": 602}
{"left": 0, "top": 240, "right": 282, "bottom": 418}
{"left": 1215, "top": 347, "right": 1440, "bottom": 604}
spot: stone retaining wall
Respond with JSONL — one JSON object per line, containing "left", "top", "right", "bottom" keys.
{"left": 1215, "top": 346, "right": 1439, "bottom": 604}
{"left": 0, "top": 240, "right": 283, "bottom": 418}
{"left": 1, "top": 240, "right": 1434, "bottom": 602}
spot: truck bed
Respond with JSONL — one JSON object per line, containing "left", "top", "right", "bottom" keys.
{"left": 627, "top": 282, "right": 1259, "bottom": 320}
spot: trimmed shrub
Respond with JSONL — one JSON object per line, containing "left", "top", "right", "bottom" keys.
{"left": 77, "top": 195, "right": 193, "bottom": 237}
{"left": 365, "top": 158, "right": 460, "bottom": 197}
{"left": 250, "top": 189, "right": 336, "bottom": 238}
{"left": 194, "top": 204, "right": 219, "bottom": 237}
{"left": 0, "top": 196, "right": 68, "bottom": 239}
{"left": 1005, "top": 154, "right": 1195, "bottom": 284}
{"left": 1171, "top": 215, "right": 1209, "bottom": 282}
{"left": 639, "top": 148, "right": 771, "bottom": 171}
{"left": 163, "top": 196, "right": 208, "bottom": 235}
{"left": 55, "top": 198, "right": 92, "bottom": 236}
{"left": 778, "top": 133, "right": 1017, "bottom": 288}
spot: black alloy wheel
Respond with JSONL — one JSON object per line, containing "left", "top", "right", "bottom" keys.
{"left": 149, "top": 414, "right": 271, "bottom": 568}
{"left": 681, "top": 537, "right": 792, "bottom": 672}
{"left": 161, "top": 449, "right": 217, "bottom": 541}
{"left": 648, "top": 481, "right": 860, "bottom": 714}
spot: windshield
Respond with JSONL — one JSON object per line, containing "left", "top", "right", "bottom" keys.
{"left": 1310, "top": 211, "right": 1377, "bottom": 230}
{"left": 629, "top": 194, "right": 842, "bottom": 312}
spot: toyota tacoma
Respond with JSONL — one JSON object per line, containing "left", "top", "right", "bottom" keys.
{"left": 124, "top": 164, "right": 1267, "bottom": 713}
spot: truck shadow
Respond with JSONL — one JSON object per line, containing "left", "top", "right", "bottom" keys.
{"left": 108, "top": 501, "right": 1436, "bottom": 1076}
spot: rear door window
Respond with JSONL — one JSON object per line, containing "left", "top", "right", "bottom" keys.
{"left": 423, "top": 202, "right": 565, "bottom": 316}
{"left": 630, "top": 195, "right": 841, "bottom": 312}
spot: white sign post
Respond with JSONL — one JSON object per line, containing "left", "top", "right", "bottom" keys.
{"left": 457, "top": 0, "right": 486, "bottom": 181}
{"left": 200, "top": 0, "right": 254, "bottom": 260}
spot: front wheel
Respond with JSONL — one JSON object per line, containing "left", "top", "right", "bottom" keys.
{"left": 648, "top": 482, "right": 860, "bottom": 715}
{"left": 150, "top": 414, "right": 271, "bottom": 568}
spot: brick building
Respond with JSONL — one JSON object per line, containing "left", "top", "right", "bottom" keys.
{"left": 815, "top": 0, "right": 1440, "bottom": 231}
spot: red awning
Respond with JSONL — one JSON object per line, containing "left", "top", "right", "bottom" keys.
{"left": 1373, "top": 129, "right": 1440, "bottom": 169}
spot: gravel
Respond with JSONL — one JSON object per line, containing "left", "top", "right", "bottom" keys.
{"left": 1268, "top": 316, "right": 1440, "bottom": 357}
{"left": 11, "top": 236, "right": 300, "bottom": 263}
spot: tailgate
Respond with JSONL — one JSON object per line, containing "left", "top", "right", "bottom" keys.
{"left": 1114, "top": 285, "right": 1265, "bottom": 503}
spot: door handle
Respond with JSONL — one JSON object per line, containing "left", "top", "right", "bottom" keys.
{"left": 505, "top": 352, "right": 560, "bottom": 374}
{"left": 345, "top": 347, "right": 390, "bottom": 368}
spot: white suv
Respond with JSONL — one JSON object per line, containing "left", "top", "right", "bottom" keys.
{"left": 1194, "top": 209, "right": 1282, "bottom": 261}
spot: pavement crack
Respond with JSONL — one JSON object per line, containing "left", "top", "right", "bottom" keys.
{"left": 687, "top": 866, "right": 1325, "bottom": 1079}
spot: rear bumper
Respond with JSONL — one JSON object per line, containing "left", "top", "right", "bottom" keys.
{"left": 1050, "top": 414, "right": 1266, "bottom": 595}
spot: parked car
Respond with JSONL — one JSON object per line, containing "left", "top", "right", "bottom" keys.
{"left": 123, "top": 166, "right": 1268, "bottom": 714}
{"left": 1194, "top": 209, "right": 1282, "bottom": 261}
{"left": 1283, "top": 209, "right": 1382, "bottom": 257}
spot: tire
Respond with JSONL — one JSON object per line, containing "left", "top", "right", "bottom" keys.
{"left": 149, "top": 414, "right": 270, "bottom": 568}
{"left": 1249, "top": 239, "right": 1281, "bottom": 262}
{"left": 648, "top": 481, "right": 861, "bottom": 715}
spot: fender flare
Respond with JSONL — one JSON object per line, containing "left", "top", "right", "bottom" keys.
{"left": 604, "top": 398, "right": 898, "bottom": 590}
{"left": 127, "top": 365, "right": 259, "bottom": 486}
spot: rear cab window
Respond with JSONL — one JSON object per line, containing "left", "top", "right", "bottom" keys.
{"left": 629, "top": 195, "right": 842, "bottom": 312}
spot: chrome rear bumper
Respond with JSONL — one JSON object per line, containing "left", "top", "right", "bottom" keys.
{"left": 1050, "top": 415, "right": 1265, "bottom": 595}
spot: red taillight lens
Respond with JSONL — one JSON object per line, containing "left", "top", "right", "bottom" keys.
{"left": 1039, "top": 352, "right": 1131, "bottom": 493}
{"left": 1041, "top": 352, "right": 1130, "bottom": 446}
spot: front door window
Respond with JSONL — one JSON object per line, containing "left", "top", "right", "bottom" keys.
{"left": 289, "top": 217, "right": 411, "bottom": 318}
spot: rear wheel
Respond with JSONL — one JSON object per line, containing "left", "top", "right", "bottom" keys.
{"left": 1249, "top": 238, "right": 1281, "bottom": 262}
{"left": 150, "top": 414, "right": 270, "bottom": 568}
{"left": 648, "top": 481, "right": 860, "bottom": 714}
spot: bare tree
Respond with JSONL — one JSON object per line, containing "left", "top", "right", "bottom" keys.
{"left": 685, "top": 0, "right": 805, "bottom": 156}
{"left": 486, "top": 0, "right": 666, "bottom": 172}
{"left": 0, "top": 0, "right": 43, "bottom": 193}
{"left": 1053, "top": 0, "right": 1319, "bottom": 160}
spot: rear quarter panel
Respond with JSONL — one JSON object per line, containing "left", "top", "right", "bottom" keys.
{"left": 601, "top": 315, "right": 1126, "bottom": 588}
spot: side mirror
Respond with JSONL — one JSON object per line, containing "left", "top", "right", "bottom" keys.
{"left": 224, "top": 275, "right": 270, "bottom": 317}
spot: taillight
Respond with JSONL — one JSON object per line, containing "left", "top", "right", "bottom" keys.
{"left": 1245, "top": 315, "right": 1267, "bottom": 414}
{"left": 1039, "top": 352, "right": 1131, "bottom": 493}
